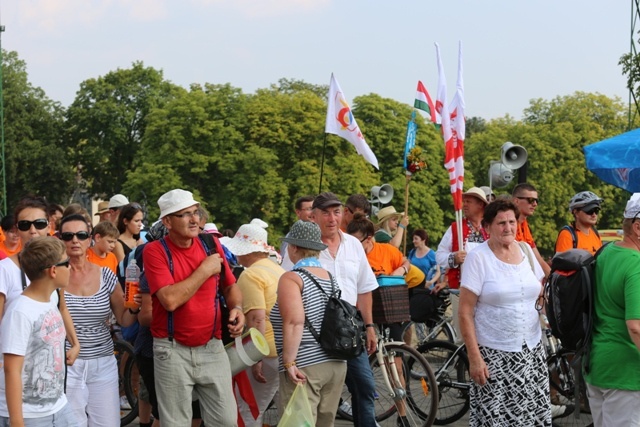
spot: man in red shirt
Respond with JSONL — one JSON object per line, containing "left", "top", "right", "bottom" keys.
{"left": 144, "top": 189, "right": 245, "bottom": 426}
{"left": 512, "top": 183, "right": 551, "bottom": 277}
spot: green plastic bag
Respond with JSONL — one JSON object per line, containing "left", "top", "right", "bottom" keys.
{"left": 278, "top": 382, "right": 315, "bottom": 427}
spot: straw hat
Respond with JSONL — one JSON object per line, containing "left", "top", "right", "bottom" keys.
{"left": 94, "top": 201, "right": 109, "bottom": 216}
{"left": 376, "top": 206, "right": 404, "bottom": 224}
{"left": 462, "top": 187, "right": 488, "bottom": 205}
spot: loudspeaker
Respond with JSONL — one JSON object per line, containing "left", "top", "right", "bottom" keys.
{"left": 501, "top": 142, "right": 528, "bottom": 170}
{"left": 489, "top": 162, "right": 514, "bottom": 188}
{"left": 370, "top": 184, "right": 394, "bottom": 204}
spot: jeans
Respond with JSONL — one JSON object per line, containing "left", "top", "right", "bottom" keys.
{"left": 0, "top": 403, "right": 80, "bottom": 427}
{"left": 345, "top": 351, "right": 377, "bottom": 426}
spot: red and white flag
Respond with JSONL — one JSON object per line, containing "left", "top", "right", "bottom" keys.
{"left": 435, "top": 43, "right": 464, "bottom": 211}
{"left": 325, "top": 73, "right": 379, "bottom": 169}
{"left": 414, "top": 80, "right": 439, "bottom": 125}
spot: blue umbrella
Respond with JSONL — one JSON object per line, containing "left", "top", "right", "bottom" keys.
{"left": 584, "top": 128, "right": 640, "bottom": 193}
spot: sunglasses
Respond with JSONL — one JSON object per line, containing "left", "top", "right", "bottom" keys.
{"left": 516, "top": 196, "right": 539, "bottom": 205}
{"left": 582, "top": 207, "right": 600, "bottom": 216}
{"left": 17, "top": 219, "right": 48, "bottom": 231}
{"left": 42, "top": 258, "right": 70, "bottom": 270}
{"left": 60, "top": 231, "right": 91, "bottom": 241}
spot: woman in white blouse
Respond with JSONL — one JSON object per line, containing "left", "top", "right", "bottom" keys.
{"left": 459, "top": 198, "right": 551, "bottom": 426}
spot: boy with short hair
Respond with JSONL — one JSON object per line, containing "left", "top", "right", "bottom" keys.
{"left": 1, "top": 236, "right": 79, "bottom": 426}
{"left": 87, "top": 221, "right": 119, "bottom": 273}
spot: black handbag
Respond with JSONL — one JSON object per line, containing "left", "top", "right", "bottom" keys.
{"left": 295, "top": 269, "right": 366, "bottom": 360}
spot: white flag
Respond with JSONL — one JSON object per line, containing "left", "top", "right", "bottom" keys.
{"left": 325, "top": 74, "right": 379, "bottom": 169}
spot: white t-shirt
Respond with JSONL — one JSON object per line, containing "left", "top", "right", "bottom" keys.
{"left": 281, "top": 231, "right": 378, "bottom": 306}
{"left": 460, "top": 242, "right": 544, "bottom": 352}
{"left": 0, "top": 295, "right": 67, "bottom": 418}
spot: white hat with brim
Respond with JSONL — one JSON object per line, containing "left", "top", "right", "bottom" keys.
{"left": 462, "top": 187, "right": 489, "bottom": 205}
{"left": 158, "top": 189, "right": 199, "bottom": 219}
{"left": 624, "top": 193, "right": 640, "bottom": 219}
{"left": 108, "top": 194, "right": 130, "bottom": 209}
{"left": 224, "top": 223, "right": 271, "bottom": 256}
{"left": 376, "top": 206, "right": 404, "bottom": 225}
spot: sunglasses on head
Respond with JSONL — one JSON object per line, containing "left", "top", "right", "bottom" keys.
{"left": 60, "top": 231, "right": 91, "bottom": 241}
{"left": 582, "top": 207, "right": 601, "bottom": 215}
{"left": 516, "top": 196, "right": 539, "bottom": 205}
{"left": 17, "top": 219, "right": 49, "bottom": 232}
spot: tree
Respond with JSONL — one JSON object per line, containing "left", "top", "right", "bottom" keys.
{"left": 64, "top": 62, "right": 182, "bottom": 198}
{"left": 2, "top": 50, "right": 72, "bottom": 210}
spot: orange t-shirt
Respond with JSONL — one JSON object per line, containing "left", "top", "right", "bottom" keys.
{"left": 87, "top": 248, "right": 118, "bottom": 274}
{"left": 516, "top": 218, "right": 536, "bottom": 248}
{"left": 0, "top": 240, "right": 22, "bottom": 257}
{"left": 366, "top": 242, "right": 404, "bottom": 275}
{"left": 555, "top": 226, "right": 603, "bottom": 255}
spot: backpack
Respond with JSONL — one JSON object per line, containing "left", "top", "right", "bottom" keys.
{"left": 295, "top": 268, "right": 365, "bottom": 360}
{"left": 543, "top": 245, "right": 606, "bottom": 353}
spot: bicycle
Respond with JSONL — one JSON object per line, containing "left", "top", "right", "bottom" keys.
{"left": 542, "top": 322, "right": 593, "bottom": 427}
{"left": 113, "top": 338, "right": 139, "bottom": 426}
{"left": 419, "top": 326, "right": 595, "bottom": 426}
{"left": 337, "top": 325, "right": 439, "bottom": 427}
{"left": 402, "top": 290, "right": 456, "bottom": 347}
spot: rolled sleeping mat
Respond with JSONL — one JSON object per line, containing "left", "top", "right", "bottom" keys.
{"left": 225, "top": 327, "right": 270, "bottom": 376}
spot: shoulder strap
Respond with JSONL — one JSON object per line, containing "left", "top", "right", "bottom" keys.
{"left": 294, "top": 268, "right": 338, "bottom": 343}
{"left": 518, "top": 241, "right": 535, "bottom": 273}
{"left": 565, "top": 225, "right": 578, "bottom": 249}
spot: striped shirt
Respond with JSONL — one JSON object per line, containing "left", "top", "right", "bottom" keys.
{"left": 65, "top": 268, "right": 117, "bottom": 359}
{"left": 271, "top": 269, "right": 345, "bottom": 371}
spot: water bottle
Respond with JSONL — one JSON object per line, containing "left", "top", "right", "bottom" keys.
{"left": 124, "top": 259, "right": 140, "bottom": 309}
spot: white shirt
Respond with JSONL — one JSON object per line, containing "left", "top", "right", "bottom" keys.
{"left": 461, "top": 242, "right": 544, "bottom": 352}
{"left": 281, "top": 231, "right": 378, "bottom": 306}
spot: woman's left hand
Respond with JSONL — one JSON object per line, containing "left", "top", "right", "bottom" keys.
{"left": 431, "top": 281, "right": 447, "bottom": 294}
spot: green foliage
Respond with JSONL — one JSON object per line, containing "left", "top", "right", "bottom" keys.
{"left": 1, "top": 50, "right": 72, "bottom": 210}
{"left": 2, "top": 51, "right": 635, "bottom": 257}
{"left": 64, "top": 61, "right": 183, "bottom": 197}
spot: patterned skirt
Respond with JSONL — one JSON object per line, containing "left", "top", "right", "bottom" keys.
{"left": 469, "top": 341, "right": 551, "bottom": 427}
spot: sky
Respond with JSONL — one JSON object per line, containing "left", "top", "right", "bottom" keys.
{"left": 2, "top": 0, "right": 633, "bottom": 120}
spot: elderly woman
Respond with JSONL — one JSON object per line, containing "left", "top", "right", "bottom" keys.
{"left": 459, "top": 198, "right": 550, "bottom": 426}
{"left": 374, "top": 206, "right": 409, "bottom": 248}
{"left": 270, "top": 220, "right": 347, "bottom": 426}
{"left": 114, "top": 203, "right": 144, "bottom": 262}
{"left": 224, "top": 218, "right": 285, "bottom": 427}
{"left": 584, "top": 193, "right": 640, "bottom": 426}
{"left": 60, "top": 214, "right": 140, "bottom": 426}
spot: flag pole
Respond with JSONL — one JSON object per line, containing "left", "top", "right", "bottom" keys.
{"left": 318, "top": 133, "right": 328, "bottom": 193}
{"left": 403, "top": 172, "right": 411, "bottom": 255}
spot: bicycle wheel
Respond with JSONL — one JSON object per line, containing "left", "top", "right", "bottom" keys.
{"left": 336, "top": 385, "right": 354, "bottom": 421}
{"left": 114, "top": 340, "right": 139, "bottom": 426}
{"left": 417, "top": 340, "right": 470, "bottom": 425}
{"left": 548, "top": 351, "right": 593, "bottom": 427}
{"left": 262, "top": 395, "right": 280, "bottom": 427}
{"left": 371, "top": 343, "right": 438, "bottom": 427}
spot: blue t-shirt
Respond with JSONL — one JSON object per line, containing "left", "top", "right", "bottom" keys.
{"left": 408, "top": 248, "right": 438, "bottom": 281}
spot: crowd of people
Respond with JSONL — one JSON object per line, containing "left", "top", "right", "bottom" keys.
{"left": 0, "top": 184, "right": 637, "bottom": 427}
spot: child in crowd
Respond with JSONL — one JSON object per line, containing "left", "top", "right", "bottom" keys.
{"left": 87, "top": 221, "right": 120, "bottom": 274}
{"left": 0, "top": 236, "right": 79, "bottom": 426}
{"left": 0, "top": 216, "right": 22, "bottom": 258}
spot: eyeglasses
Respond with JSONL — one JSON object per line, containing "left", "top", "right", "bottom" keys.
{"left": 633, "top": 212, "right": 640, "bottom": 223}
{"left": 17, "top": 219, "right": 49, "bottom": 231}
{"left": 359, "top": 235, "right": 369, "bottom": 243}
{"left": 42, "top": 258, "right": 70, "bottom": 270}
{"left": 515, "top": 196, "right": 539, "bottom": 205}
{"left": 345, "top": 207, "right": 354, "bottom": 214}
{"left": 582, "top": 207, "right": 601, "bottom": 216}
{"left": 60, "top": 231, "right": 91, "bottom": 241}
{"left": 170, "top": 210, "right": 201, "bottom": 220}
